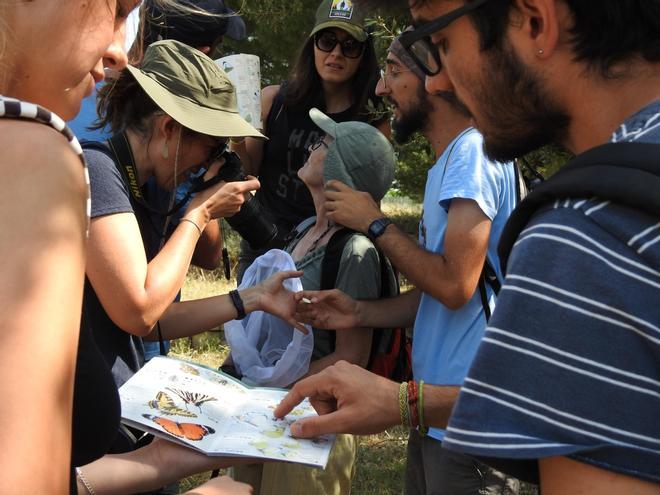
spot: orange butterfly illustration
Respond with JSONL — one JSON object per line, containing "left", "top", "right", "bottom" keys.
{"left": 142, "top": 414, "right": 215, "bottom": 441}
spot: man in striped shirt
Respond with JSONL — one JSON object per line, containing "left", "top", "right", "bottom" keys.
{"left": 404, "top": 0, "right": 660, "bottom": 493}
{"left": 276, "top": 0, "right": 659, "bottom": 493}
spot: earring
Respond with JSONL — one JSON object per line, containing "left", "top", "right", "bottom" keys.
{"left": 537, "top": 48, "right": 544, "bottom": 56}
{"left": 162, "top": 142, "right": 169, "bottom": 159}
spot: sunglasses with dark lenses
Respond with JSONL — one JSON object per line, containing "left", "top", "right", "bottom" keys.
{"left": 314, "top": 30, "right": 365, "bottom": 59}
{"left": 400, "top": 0, "right": 491, "bottom": 76}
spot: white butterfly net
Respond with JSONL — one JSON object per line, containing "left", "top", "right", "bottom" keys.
{"left": 225, "top": 249, "right": 314, "bottom": 388}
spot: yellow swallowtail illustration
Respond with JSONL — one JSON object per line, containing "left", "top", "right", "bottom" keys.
{"left": 148, "top": 391, "right": 197, "bottom": 418}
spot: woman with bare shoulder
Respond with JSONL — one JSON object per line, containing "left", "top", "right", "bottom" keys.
{"left": 0, "top": 1, "right": 252, "bottom": 493}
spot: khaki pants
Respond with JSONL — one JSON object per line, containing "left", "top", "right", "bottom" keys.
{"left": 232, "top": 434, "right": 357, "bottom": 495}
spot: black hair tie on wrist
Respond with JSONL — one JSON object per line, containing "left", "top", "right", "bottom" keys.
{"left": 229, "top": 289, "right": 246, "bottom": 320}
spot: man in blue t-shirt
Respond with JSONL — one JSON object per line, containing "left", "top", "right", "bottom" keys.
{"left": 291, "top": 33, "right": 519, "bottom": 494}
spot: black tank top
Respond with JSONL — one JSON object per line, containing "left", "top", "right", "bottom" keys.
{"left": 255, "top": 91, "right": 362, "bottom": 244}
{"left": 0, "top": 95, "right": 121, "bottom": 493}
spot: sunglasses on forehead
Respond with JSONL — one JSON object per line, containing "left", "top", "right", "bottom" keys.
{"left": 314, "top": 30, "right": 365, "bottom": 59}
{"left": 400, "top": 0, "right": 491, "bottom": 76}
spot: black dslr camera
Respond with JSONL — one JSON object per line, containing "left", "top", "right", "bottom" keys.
{"left": 189, "top": 150, "right": 277, "bottom": 250}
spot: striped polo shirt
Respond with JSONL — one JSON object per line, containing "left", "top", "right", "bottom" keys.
{"left": 443, "top": 100, "right": 660, "bottom": 483}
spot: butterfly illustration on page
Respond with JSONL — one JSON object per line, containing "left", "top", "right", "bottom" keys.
{"left": 147, "top": 391, "right": 197, "bottom": 418}
{"left": 179, "top": 363, "right": 200, "bottom": 376}
{"left": 142, "top": 414, "right": 214, "bottom": 441}
{"left": 166, "top": 387, "right": 217, "bottom": 413}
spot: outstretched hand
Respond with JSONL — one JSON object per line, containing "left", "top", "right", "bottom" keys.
{"left": 324, "top": 180, "right": 382, "bottom": 233}
{"left": 273, "top": 361, "right": 400, "bottom": 438}
{"left": 294, "top": 289, "right": 360, "bottom": 330}
{"left": 242, "top": 270, "right": 310, "bottom": 334}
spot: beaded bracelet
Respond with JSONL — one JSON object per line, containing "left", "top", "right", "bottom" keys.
{"left": 418, "top": 380, "right": 428, "bottom": 436}
{"left": 398, "top": 381, "right": 409, "bottom": 427}
{"left": 407, "top": 380, "right": 419, "bottom": 429}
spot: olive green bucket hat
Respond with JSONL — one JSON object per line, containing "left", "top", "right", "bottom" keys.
{"left": 126, "top": 39, "right": 264, "bottom": 138}
{"left": 310, "top": 108, "right": 394, "bottom": 202}
{"left": 309, "top": 0, "right": 368, "bottom": 42}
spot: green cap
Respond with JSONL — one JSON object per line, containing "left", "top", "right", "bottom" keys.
{"left": 310, "top": 0, "right": 368, "bottom": 43}
{"left": 126, "top": 40, "right": 264, "bottom": 138}
{"left": 310, "top": 108, "right": 394, "bottom": 202}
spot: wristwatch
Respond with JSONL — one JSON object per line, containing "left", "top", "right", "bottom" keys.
{"left": 366, "top": 217, "right": 393, "bottom": 241}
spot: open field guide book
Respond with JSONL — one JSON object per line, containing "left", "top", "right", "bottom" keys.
{"left": 119, "top": 356, "right": 334, "bottom": 468}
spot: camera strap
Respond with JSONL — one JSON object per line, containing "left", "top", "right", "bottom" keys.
{"left": 107, "top": 133, "right": 190, "bottom": 217}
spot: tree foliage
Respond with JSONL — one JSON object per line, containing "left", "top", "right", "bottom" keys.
{"left": 221, "top": 1, "right": 315, "bottom": 85}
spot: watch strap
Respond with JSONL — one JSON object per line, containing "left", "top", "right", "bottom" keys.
{"left": 367, "top": 217, "right": 393, "bottom": 241}
{"left": 229, "top": 290, "right": 246, "bottom": 320}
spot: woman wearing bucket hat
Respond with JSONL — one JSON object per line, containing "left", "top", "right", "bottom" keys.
{"left": 230, "top": 0, "right": 388, "bottom": 283}
{"left": 233, "top": 108, "right": 395, "bottom": 494}
{"left": 79, "top": 39, "right": 306, "bottom": 455}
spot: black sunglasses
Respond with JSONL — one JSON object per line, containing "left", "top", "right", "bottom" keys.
{"left": 400, "top": 0, "right": 491, "bottom": 76}
{"left": 314, "top": 30, "right": 365, "bottom": 59}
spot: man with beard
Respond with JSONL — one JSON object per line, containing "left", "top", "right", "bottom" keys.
{"left": 277, "top": 0, "right": 660, "bottom": 493}
{"left": 285, "top": 31, "right": 520, "bottom": 494}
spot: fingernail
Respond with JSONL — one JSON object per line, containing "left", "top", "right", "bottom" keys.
{"left": 290, "top": 422, "right": 302, "bottom": 437}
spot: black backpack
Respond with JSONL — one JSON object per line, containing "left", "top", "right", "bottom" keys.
{"left": 319, "top": 228, "right": 413, "bottom": 382}
{"left": 498, "top": 142, "right": 660, "bottom": 273}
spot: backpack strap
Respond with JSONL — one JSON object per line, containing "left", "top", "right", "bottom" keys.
{"left": 477, "top": 259, "right": 502, "bottom": 321}
{"left": 499, "top": 142, "right": 660, "bottom": 273}
{"left": 477, "top": 159, "right": 522, "bottom": 321}
{"left": 320, "top": 228, "right": 357, "bottom": 291}
{"left": 319, "top": 228, "right": 400, "bottom": 366}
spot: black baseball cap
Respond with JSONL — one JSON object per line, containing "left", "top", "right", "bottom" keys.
{"left": 144, "top": 0, "right": 247, "bottom": 47}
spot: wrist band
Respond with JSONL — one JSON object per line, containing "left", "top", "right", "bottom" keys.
{"left": 229, "top": 289, "right": 246, "bottom": 320}
{"left": 180, "top": 218, "right": 202, "bottom": 236}
{"left": 75, "top": 467, "right": 96, "bottom": 495}
{"left": 407, "top": 380, "right": 419, "bottom": 429}
{"left": 418, "top": 380, "right": 428, "bottom": 436}
{"left": 398, "top": 381, "right": 409, "bottom": 427}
